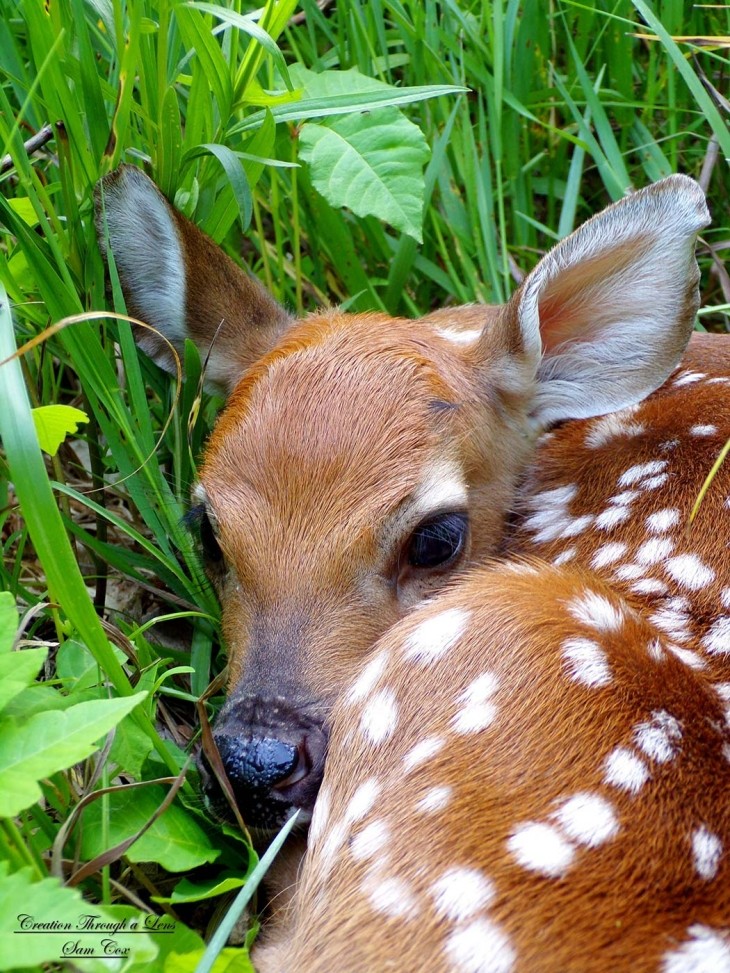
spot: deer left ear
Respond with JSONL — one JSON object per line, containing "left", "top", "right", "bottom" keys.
{"left": 95, "top": 165, "right": 291, "bottom": 395}
{"left": 487, "top": 175, "right": 710, "bottom": 427}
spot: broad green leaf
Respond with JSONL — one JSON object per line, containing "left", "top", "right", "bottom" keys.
{"left": 31, "top": 405, "right": 88, "bottom": 456}
{"left": 299, "top": 110, "right": 430, "bottom": 241}
{"left": 80, "top": 786, "right": 220, "bottom": 871}
{"left": 0, "top": 863, "right": 158, "bottom": 970}
{"left": 160, "top": 871, "right": 248, "bottom": 904}
{"left": 0, "top": 648, "right": 48, "bottom": 713}
{"left": 0, "top": 692, "right": 147, "bottom": 817}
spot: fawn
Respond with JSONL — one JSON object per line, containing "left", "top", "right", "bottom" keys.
{"left": 97, "top": 168, "right": 730, "bottom": 969}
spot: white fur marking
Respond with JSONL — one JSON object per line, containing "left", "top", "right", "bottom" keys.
{"left": 647, "top": 508, "right": 681, "bottom": 532}
{"left": 403, "top": 736, "right": 446, "bottom": 773}
{"left": 452, "top": 672, "right": 500, "bottom": 734}
{"left": 665, "top": 554, "right": 715, "bottom": 591}
{"left": 347, "top": 652, "right": 388, "bottom": 704}
{"left": 416, "top": 786, "right": 452, "bottom": 814}
{"left": 345, "top": 778, "right": 381, "bottom": 823}
{"left": 360, "top": 689, "right": 399, "bottom": 744}
{"left": 603, "top": 747, "right": 650, "bottom": 794}
{"left": 568, "top": 590, "right": 624, "bottom": 633}
{"left": 591, "top": 542, "right": 628, "bottom": 569}
{"left": 445, "top": 919, "right": 516, "bottom": 973}
{"left": 562, "top": 636, "right": 612, "bottom": 687}
{"left": 595, "top": 505, "right": 632, "bottom": 530}
{"left": 554, "top": 792, "right": 619, "bottom": 847}
{"left": 636, "top": 536, "right": 674, "bottom": 565}
{"left": 702, "top": 617, "right": 730, "bottom": 655}
{"left": 690, "top": 424, "right": 717, "bottom": 437}
{"left": 508, "top": 822, "right": 575, "bottom": 878}
{"left": 634, "top": 710, "right": 682, "bottom": 763}
{"left": 662, "top": 924, "right": 730, "bottom": 973}
{"left": 692, "top": 826, "right": 722, "bottom": 880}
{"left": 618, "top": 460, "right": 667, "bottom": 486}
{"left": 431, "top": 868, "right": 495, "bottom": 921}
{"left": 367, "top": 875, "right": 419, "bottom": 920}
{"left": 351, "top": 819, "right": 390, "bottom": 862}
{"left": 404, "top": 607, "right": 470, "bottom": 665}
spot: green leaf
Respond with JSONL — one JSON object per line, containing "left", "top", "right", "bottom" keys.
{"left": 31, "top": 404, "right": 88, "bottom": 456}
{"left": 299, "top": 110, "right": 430, "bottom": 241}
{"left": 0, "top": 692, "right": 147, "bottom": 817}
{"left": 80, "top": 786, "right": 220, "bottom": 871}
{"left": 0, "top": 864, "right": 158, "bottom": 971}
{"left": 160, "top": 872, "right": 248, "bottom": 905}
{"left": 0, "top": 591, "right": 16, "bottom": 654}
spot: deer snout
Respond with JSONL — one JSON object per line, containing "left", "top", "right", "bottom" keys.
{"left": 206, "top": 699, "right": 328, "bottom": 831}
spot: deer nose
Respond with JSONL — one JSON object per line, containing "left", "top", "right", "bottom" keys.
{"left": 217, "top": 735, "right": 300, "bottom": 793}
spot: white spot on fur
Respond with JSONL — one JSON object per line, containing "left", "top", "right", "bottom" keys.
{"left": 668, "top": 644, "right": 706, "bottom": 669}
{"left": 366, "top": 875, "right": 419, "bottom": 920}
{"left": 404, "top": 607, "right": 470, "bottom": 665}
{"left": 345, "top": 778, "right": 381, "bottom": 823}
{"left": 585, "top": 407, "right": 645, "bottom": 449}
{"left": 431, "top": 868, "right": 495, "bottom": 921}
{"left": 435, "top": 326, "right": 483, "bottom": 346}
{"left": 403, "top": 736, "right": 445, "bottom": 773}
{"left": 662, "top": 924, "right": 730, "bottom": 973}
{"left": 553, "top": 792, "right": 619, "bottom": 847}
{"left": 603, "top": 747, "right": 650, "bottom": 794}
{"left": 360, "top": 689, "right": 399, "bottom": 744}
{"left": 665, "top": 554, "right": 715, "bottom": 591}
{"left": 673, "top": 371, "right": 706, "bottom": 386}
{"left": 347, "top": 652, "right": 388, "bottom": 704}
{"left": 445, "top": 918, "right": 516, "bottom": 973}
{"left": 647, "top": 638, "right": 666, "bottom": 661}
{"left": 642, "top": 473, "right": 669, "bottom": 490}
{"left": 351, "top": 819, "right": 390, "bottom": 862}
{"left": 552, "top": 547, "right": 577, "bottom": 565}
{"left": 660, "top": 439, "right": 680, "bottom": 451}
{"left": 634, "top": 710, "right": 682, "bottom": 763}
{"left": 636, "top": 536, "right": 674, "bottom": 565}
{"left": 560, "top": 514, "right": 594, "bottom": 538}
{"left": 568, "top": 590, "right": 624, "bottom": 633}
{"left": 609, "top": 489, "right": 640, "bottom": 506}
{"left": 452, "top": 672, "right": 500, "bottom": 735}
{"left": 591, "top": 542, "right": 628, "bottom": 569}
{"left": 692, "top": 826, "right": 722, "bottom": 880}
{"left": 647, "top": 508, "right": 681, "bottom": 532}
{"left": 562, "top": 637, "right": 612, "bottom": 687}
{"left": 508, "top": 822, "right": 575, "bottom": 877}
{"left": 630, "top": 578, "right": 668, "bottom": 596}
{"left": 596, "top": 505, "right": 632, "bottom": 530}
{"left": 523, "top": 484, "right": 578, "bottom": 542}
{"left": 702, "top": 617, "right": 730, "bottom": 655}
{"left": 309, "top": 786, "right": 330, "bottom": 844}
{"left": 416, "top": 786, "right": 452, "bottom": 814}
{"left": 614, "top": 562, "right": 646, "bottom": 581}
{"left": 690, "top": 424, "right": 717, "bottom": 437}
{"left": 618, "top": 459, "right": 668, "bottom": 486}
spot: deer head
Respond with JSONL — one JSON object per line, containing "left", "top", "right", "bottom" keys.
{"left": 96, "top": 166, "right": 708, "bottom": 831}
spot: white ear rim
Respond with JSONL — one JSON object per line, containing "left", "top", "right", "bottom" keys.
{"left": 97, "top": 166, "right": 187, "bottom": 344}
{"left": 518, "top": 175, "right": 710, "bottom": 427}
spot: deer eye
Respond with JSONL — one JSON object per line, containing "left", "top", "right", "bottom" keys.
{"left": 187, "top": 504, "right": 224, "bottom": 565}
{"left": 407, "top": 512, "right": 468, "bottom": 570}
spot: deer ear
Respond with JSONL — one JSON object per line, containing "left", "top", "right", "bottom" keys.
{"left": 95, "top": 164, "right": 291, "bottom": 394}
{"left": 488, "top": 175, "right": 710, "bottom": 427}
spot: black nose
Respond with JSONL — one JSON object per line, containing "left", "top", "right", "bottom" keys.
{"left": 218, "top": 736, "right": 299, "bottom": 792}
{"left": 210, "top": 727, "right": 328, "bottom": 830}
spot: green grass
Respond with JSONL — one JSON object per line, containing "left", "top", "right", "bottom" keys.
{"left": 0, "top": 0, "right": 729, "bottom": 968}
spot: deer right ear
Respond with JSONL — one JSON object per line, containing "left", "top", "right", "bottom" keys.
{"left": 95, "top": 164, "right": 291, "bottom": 394}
